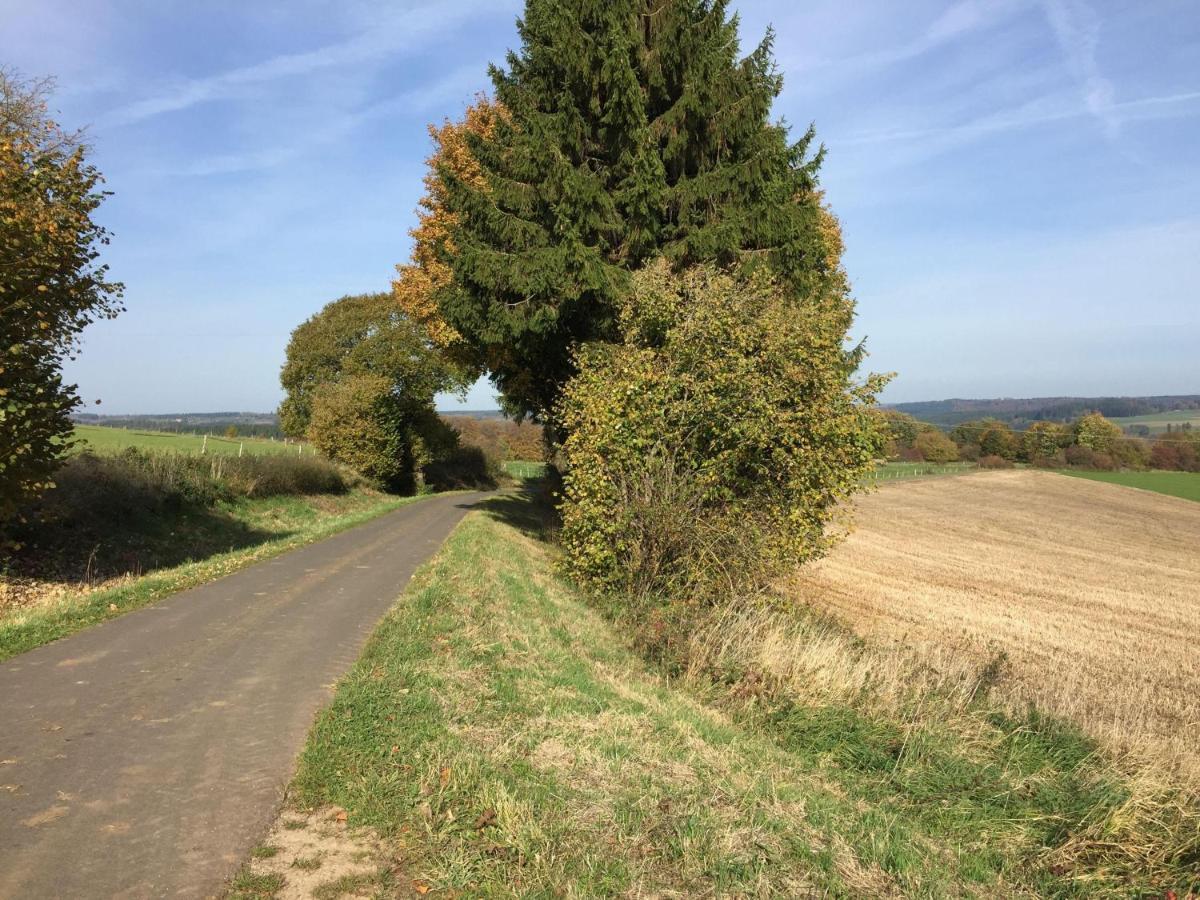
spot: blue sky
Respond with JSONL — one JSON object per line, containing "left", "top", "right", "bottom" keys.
{"left": 2, "top": 0, "right": 1197, "bottom": 412}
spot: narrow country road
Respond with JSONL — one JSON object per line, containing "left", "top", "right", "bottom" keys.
{"left": 0, "top": 491, "right": 489, "bottom": 899}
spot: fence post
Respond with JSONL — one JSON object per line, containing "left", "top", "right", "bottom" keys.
{"left": 239, "top": 442, "right": 244, "bottom": 458}
{"left": 201, "top": 434, "right": 207, "bottom": 456}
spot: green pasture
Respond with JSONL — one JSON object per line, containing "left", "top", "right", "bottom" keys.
{"left": 1110, "top": 410, "right": 1200, "bottom": 434}
{"left": 502, "top": 459, "right": 547, "bottom": 479}
{"left": 73, "top": 424, "right": 305, "bottom": 457}
{"left": 1060, "top": 468, "right": 1200, "bottom": 502}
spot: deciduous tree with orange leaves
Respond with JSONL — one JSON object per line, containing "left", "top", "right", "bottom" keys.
{"left": 392, "top": 98, "right": 499, "bottom": 376}
{"left": 1, "top": 70, "right": 122, "bottom": 526}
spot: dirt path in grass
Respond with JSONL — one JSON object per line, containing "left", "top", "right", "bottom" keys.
{"left": 0, "top": 491, "right": 489, "bottom": 900}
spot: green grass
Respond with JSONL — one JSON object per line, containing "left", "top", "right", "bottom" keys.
{"left": 72, "top": 424, "right": 307, "bottom": 457}
{"left": 1059, "top": 468, "right": 1200, "bottom": 502}
{"left": 288, "top": 491, "right": 1191, "bottom": 896}
{"left": 0, "top": 491, "right": 421, "bottom": 661}
{"left": 1110, "top": 410, "right": 1200, "bottom": 434}
{"left": 310, "top": 871, "right": 395, "bottom": 899}
{"left": 867, "top": 461, "right": 977, "bottom": 482}
{"left": 228, "top": 867, "right": 285, "bottom": 899}
{"left": 501, "top": 459, "right": 547, "bottom": 479}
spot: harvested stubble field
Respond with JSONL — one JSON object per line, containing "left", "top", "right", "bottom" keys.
{"left": 788, "top": 469, "right": 1200, "bottom": 777}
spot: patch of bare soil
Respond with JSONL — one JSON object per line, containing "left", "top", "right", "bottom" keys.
{"left": 245, "top": 805, "right": 395, "bottom": 899}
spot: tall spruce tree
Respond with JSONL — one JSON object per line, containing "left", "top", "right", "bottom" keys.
{"left": 437, "top": 0, "right": 839, "bottom": 420}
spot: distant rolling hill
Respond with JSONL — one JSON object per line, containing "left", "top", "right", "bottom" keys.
{"left": 887, "top": 395, "right": 1200, "bottom": 427}
{"left": 72, "top": 411, "right": 284, "bottom": 438}
{"left": 71, "top": 408, "right": 510, "bottom": 439}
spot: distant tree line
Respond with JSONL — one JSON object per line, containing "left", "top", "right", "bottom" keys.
{"left": 888, "top": 395, "right": 1200, "bottom": 428}
{"left": 876, "top": 409, "right": 1200, "bottom": 473}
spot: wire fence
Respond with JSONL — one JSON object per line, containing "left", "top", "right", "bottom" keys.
{"left": 503, "top": 460, "right": 548, "bottom": 479}
{"left": 867, "top": 463, "right": 976, "bottom": 481}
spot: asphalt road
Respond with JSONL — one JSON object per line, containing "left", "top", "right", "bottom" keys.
{"left": 0, "top": 491, "right": 489, "bottom": 899}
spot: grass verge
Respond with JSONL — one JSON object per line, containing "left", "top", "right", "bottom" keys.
{"left": 0, "top": 490, "right": 420, "bottom": 661}
{"left": 1059, "top": 468, "right": 1200, "bottom": 502}
{"left": 288, "top": 491, "right": 1196, "bottom": 897}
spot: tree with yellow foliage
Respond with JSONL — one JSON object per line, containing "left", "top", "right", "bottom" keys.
{"left": 1, "top": 70, "right": 122, "bottom": 526}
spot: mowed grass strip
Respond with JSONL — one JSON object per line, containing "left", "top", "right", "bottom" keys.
{"left": 289, "top": 493, "right": 1184, "bottom": 896}
{"left": 1059, "top": 467, "right": 1200, "bottom": 502}
{"left": 0, "top": 491, "right": 416, "bottom": 661}
{"left": 73, "top": 424, "right": 307, "bottom": 457}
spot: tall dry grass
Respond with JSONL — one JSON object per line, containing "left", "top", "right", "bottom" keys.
{"left": 685, "top": 590, "right": 1200, "bottom": 884}
{"left": 677, "top": 469, "right": 1200, "bottom": 884}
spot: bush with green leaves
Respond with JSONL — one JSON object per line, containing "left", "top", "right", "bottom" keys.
{"left": 43, "top": 449, "right": 350, "bottom": 511}
{"left": 559, "top": 261, "right": 884, "bottom": 606}
{"left": 1073, "top": 411, "right": 1122, "bottom": 453}
{"left": 279, "top": 292, "right": 471, "bottom": 491}
{"left": 306, "top": 374, "right": 425, "bottom": 493}
{"left": 913, "top": 430, "right": 959, "bottom": 463}
{"left": 950, "top": 419, "right": 1017, "bottom": 460}
{"left": 1021, "top": 420, "right": 1071, "bottom": 462}
{"left": 279, "top": 292, "right": 463, "bottom": 438}
{"left": 1110, "top": 437, "right": 1150, "bottom": 470}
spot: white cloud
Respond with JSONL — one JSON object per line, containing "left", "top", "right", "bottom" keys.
{"left": 159, "top": 64, "right": 486, "bottom": 177}
{"left": 1040, "top": 0, "right": 1118, "bottom": 138}
{"left": 775, "top": 0, "right": 1032, "bottom": 82}
{"left": 103, "top": 0, "right": 510, "bottom": 127}
{"left": 841, "top": 87, "right": 1200, "bottom": 153}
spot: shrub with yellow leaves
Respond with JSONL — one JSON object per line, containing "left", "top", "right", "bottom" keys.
{"left": 559, "top": 260, "right": 886, "bottom": 625}
{"left": 1, "top": 70, "right": 122, "bottom": 528}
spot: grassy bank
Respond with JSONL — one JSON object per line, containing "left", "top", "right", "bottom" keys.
{"left": 1059, "top": 467, "right": 1200, "bottom": 502}
{"left": 284, "top": 491, "right": 1195, "bottom": 897}
{"left": 0, "top": 490, "right": 417, "bottom": 661}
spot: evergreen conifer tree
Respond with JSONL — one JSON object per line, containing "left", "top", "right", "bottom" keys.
{"left": 438, "top": 0, "right": 840, "bottom": 420}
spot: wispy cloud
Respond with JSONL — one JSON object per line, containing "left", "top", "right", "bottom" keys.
{"left": 842, "top": 88, "right": 1200, "bottom": 151}
{"left": 778, "top": 0, "right": 1032, "bottom": 82}
{"left": 104, "top": 0, "right": 508, "bottom": 127}
{"left": 161, "top": 64, "right": 486, "bottom": 177}
{"left": 1040, "top": 0, "right": 1118, "bottom": 138}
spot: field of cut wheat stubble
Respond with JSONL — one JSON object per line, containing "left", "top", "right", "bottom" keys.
{"left": 788, "top": 469, "right": 1200, "bottom": 776}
